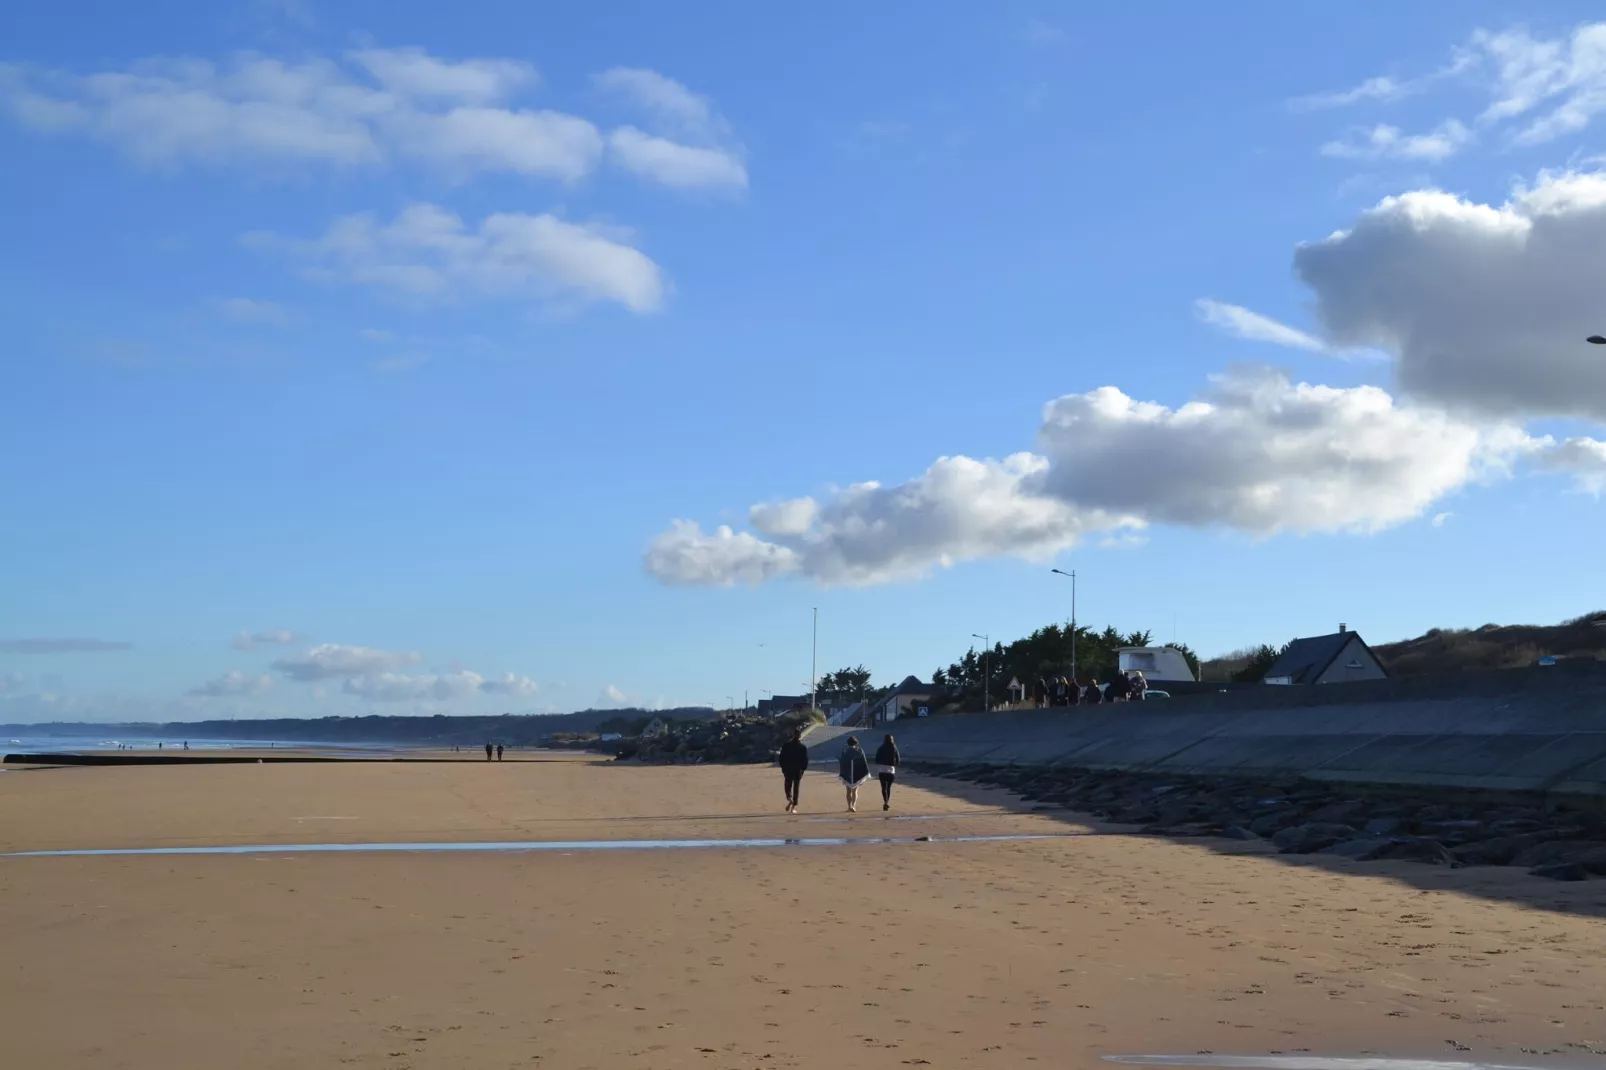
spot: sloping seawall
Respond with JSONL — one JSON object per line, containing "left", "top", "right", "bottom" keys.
{"left": 807, "top": 663, "right": 1606, "bottom": 797}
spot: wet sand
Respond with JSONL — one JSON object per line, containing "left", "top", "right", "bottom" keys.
{"left": 1, "top": 759, "right": 1604, "bottom": 1070}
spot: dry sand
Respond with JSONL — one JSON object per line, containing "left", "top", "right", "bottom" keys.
{"left": 1, "top": 759, "right": 1604, "bottom": 1070}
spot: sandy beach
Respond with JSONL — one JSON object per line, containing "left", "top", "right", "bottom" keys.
{"left": 2, "top": 759, "right": 1604, "bottom": 1070}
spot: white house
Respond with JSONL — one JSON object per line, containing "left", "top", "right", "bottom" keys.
{"left": 867, "top": 676, "right": 934, "bottom": 723}
{"left": 1117, "top": 646, "right": 1196, "bottom": 683}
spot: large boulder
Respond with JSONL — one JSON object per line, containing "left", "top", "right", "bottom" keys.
{"left": 1512, "top": 840, "right": 1606, "bottom": 873}
{"left": 1272, "top": 823, "right": 1358, "bottom": 855}
{"left": 1375, "top": 837, "right": 1457, "bottom": 866}
{"left": 1321, "top": 837, "right": 1394, "bottom": 862}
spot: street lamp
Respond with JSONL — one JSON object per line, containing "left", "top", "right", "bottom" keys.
{"left": 972, "top": 633, "right": 991, "bottom": 713}
{"left": 1050, "top": 568, "right": 1078, "bottom": 685}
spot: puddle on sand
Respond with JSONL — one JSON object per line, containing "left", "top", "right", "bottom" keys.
{"left": 3, "top": 832, "right": 1080, "bottom": 858}
{"left": 1106, "top": 1057, "right": 1566, "bottom": 1070}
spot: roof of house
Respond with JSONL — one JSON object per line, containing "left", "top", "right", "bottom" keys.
{"left": 1263, "top": 631, "right": 1384, "bottom": 684}
{"left": 872, "top": 676, "right": 932, "bottom": 708}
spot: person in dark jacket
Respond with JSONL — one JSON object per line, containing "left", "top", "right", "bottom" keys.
{"left": 484, "top": 741, "right": 494, "bottom": 761}
{"left": 1083, "top": 677, "right": 1104, "bottom": 704}
{"left": 873, "top": 734, "right": 901, "bottom": 811}
{"left": 777, "top": 728, "right": 810, "bottom": 813}
{"left": 838, "top": 736, "right": 872, "bottom": 812}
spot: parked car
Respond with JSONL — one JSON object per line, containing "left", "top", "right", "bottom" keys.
{"left": 1142, "top": 689, "right": 1170, "bottom": 700}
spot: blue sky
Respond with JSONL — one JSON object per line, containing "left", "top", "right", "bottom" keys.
{"left": 3, "top": 1, "right": 1606, "bottom": 722}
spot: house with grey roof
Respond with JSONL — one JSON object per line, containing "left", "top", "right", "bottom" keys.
{"left": 868, "top": 676, "right": 934, "bottom": 723}
{"left": 1263, "top": 625, "right": 1388, "bottom": 685}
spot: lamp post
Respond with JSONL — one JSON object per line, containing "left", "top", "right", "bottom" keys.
{"left": 810, "top": 607, "right": 819, "bottom": 713}
{"left": 1051, "top": 568, "right": 1078, "bottom": 684}
{"left": 972, "top": 633, "right": 990, "bottom": 713}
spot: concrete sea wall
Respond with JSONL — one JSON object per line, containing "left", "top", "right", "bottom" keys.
{"left": 807, "top": 663, "right": 1606, "bottom": 797}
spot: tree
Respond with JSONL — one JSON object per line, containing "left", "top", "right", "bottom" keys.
{"left": 1232, "top": 643, "right": 1287, "bottom": 683}
{"left": 816, "top": 664, "right": 872, "bottom": 698}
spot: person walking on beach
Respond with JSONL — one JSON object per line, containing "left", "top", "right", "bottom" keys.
{"left": 838, "top": 736, "right": 872, "bottom": 812}
{"left": 485, "top": 742, "right": 494, "bottom": 761}
{"left": 496, "top": 744, "right": 504, "bottom": 761}
{"left": 778, "top": 728, "right": 810, "bottom": 813}
{"left": 874, "top": 733, "right": 900, "bottom": 811}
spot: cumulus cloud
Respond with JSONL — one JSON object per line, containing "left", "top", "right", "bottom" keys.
{"left": 1195, "top": 299, "right": 1324, "bottom": 352}
{"left": 647, "top": 369, "right": 1535, "bottom": 587}
{"left": 596, "top": 67, "right": 746, "bottom": 190}
{"left": 606, "top": 127, "right": 746, "bottom": 190}
{"left": 479, "top": 673, "right": 541, "bottom": 697}
{"left": 1295, "top": 169, "right": 1606, "bottom": 421}
{"left": 231, "top": 628, "right": 299, "bottom": 650}
{"left": 271, "top": 643, "right": 422, "bottom": 681}
{"left": 342, "top": 670, "right": 486, "bottom": 702}
{"left": 0, "top": 638, "right": 131, "bottom": 653}
{"left": 1320, "top": 120, "right": 1473, "bottom": 161}
{"left": 0, "top": 49, "right": 606, "bottom": 182}
{"left": 190, "top": 670, "right": 274, "bottom": 697}
{"left": 1534, "top": 436, "right": 1606, "bottom": 493}
{"left": 599, "top": 683, "right": 628, "bottom": 705}
{"left": 258, "top": 203, "right": 663, "bottom": 313}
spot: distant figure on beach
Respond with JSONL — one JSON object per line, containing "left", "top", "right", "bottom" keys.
{"left": 485, "top": 742, "right": 493, "bottom": 761}
{"left": 183, "top": 741, "right": 189, "bottom": 750}
{"left": 496, "top": 744, "right": 504, "bottom": 761}
{"left": 874, "top": 734, "right": 900, "bottom": 811}
{"left": 778, "top": 728, "right": 810, "bottom": 813}
{"left": 838, "top": 736, "right": 872, "bottom": 812}
{"left": 1083, "top": 678, "right": 1103, "bottom": 704}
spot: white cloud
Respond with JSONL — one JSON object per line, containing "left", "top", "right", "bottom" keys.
{"left": 480, "top": 673, "right": 541, "bottom": 697}
{"left": 1320, "top": 119, "right": 1473, "bottom": 161}
{"left": 1195, "top": 299, "right": 1324, "bottom": 352}
{"left": 647, "top": 368, "right": 1535, "bottom": 587}
{"left": 749, "top": 497, "right": 820, "bottom": 537}
{"left": 1431, "top": 511, "right": 1454, "bottom": 527}
{"left": 1295, "top": 169, "right": 1606, "bottom": 421}
{"left": 347, "top": 47, "right": 535, "bottom": 104}
{"left": 599, "top": 683, "right": 628, "bottom": 705}
{"left": 343, "top": 670, "right": 485, "bottom": 702}
{"left": 231, "top": 628, "right": 299, "bottom": 650}
{"left": 0, "top": 49, "right": 603, "bottom": 182}
{"left": 190, "top": 670, "right": 273, "bottom": 697}
{"left": 271, "top": 643, "right": 422, "bottom": 681}
{"left": 595, "top": 67, "right": 746, "bottom": 191}
{"left": 1474, "top": 24, "right": 1606, "bottom": 143}
{"left": 606, "top": 126, "right": 746, "bottom": 190}
{"left": 217, "top": 297, "right": 288, "bottom": 325}
{"left": 1534, "top": 436, "right": 1606, "bottom": 493}
{"left": 1290, "top": 75, "right": 1407, "bottom": 111}
{"left": 265, "top": 203, "right": 663, "bottom": 313}
{"left": 596, "top": 67, "right": 723, "bottom": 139}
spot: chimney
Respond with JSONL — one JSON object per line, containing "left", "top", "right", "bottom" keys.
{"left": 1338, "top": 623, "right": 1347, "bottom": 633}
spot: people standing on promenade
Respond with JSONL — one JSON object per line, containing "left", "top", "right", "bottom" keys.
{"left": 778, "top": 728, "right": 810, "bottom": 813}
{"left": 838, "top": 736, "right": 872, "bottom": 812}
{"left": 1129, "top": 671, "right": 1148, "bottom": 702}
{"left": 496, "top": 744, "right": 504, "bottom": 761}
{"left": 874, "top": 734, "right": 900, "bottom": 811}
{"left": 1108, "top": 672, "right": 1130, "bottom": 702}
{"left": 485, "top": 742, "right": 493, "bottom": 761}
{"left": 1083, "top": 677, "right": 1104, "bottom": 704}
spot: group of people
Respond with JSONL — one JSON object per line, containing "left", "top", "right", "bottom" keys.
{"left": 1034, "top": 669, "right": 1147, "bottom": 707}
{"left": 776, "top": 730, "right": 900, "bottom": 813}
